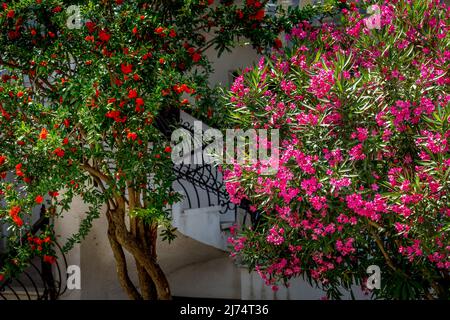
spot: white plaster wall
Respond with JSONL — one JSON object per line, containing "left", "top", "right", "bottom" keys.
{"left": 158, "top": 231, "right": 241, "bottom": 299}
{"left": 207, "top": 44, "right": 259, "bottom": 88}
{"left": 174, "top": 206, "right": 224, "bottom": 250}
{"left": 79, "top": 210, "right": 133, "bottom": 300}
{"left": 55, "top": 198, "right": 133, "bottom": 300}
{"left": 54, "top": 197, "right": 83, "bottom": 300}
{"left": 167, "top": 257, "right": 241, "bottom": 299}
{"left": 240, "top": 269, "right": 371, "bottom": 300}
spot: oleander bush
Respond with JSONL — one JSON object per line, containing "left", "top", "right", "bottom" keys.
{"left": 224, "top": 0, "right": 450, "bottom": 299}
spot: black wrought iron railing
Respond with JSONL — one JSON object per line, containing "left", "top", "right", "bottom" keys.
{"left": 0, "top": 206, "right": 68, "bottom": 300}
{"left": 155, "top": 109, "right": 237, "bottom": 216}
{"left": 155, "top": 109, "right": 261, "bottom": 227}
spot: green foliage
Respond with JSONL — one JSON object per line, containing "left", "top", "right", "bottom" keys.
{"left": 0, "top": 0, "right": 332, "bottom": 283}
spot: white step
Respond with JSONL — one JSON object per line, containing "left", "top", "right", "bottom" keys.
{"left": 173, "top": 206, "right": 231, "bottom": 250}
{"left": 0, "top": 288, "right": 41, "bottom": 300}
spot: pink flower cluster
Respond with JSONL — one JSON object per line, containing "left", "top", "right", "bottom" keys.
{"left": 266, "top": 226, "right": 285, "bottom": 246}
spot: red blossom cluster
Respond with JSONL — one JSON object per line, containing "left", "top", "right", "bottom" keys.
{"left": 9, "top": 206, "right": 23, "bottom": 227}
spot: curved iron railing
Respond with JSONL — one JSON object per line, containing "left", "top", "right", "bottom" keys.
{"left": 155, "top": 109, "right": 237, "bottom": 216}
{"left": 173, "top": 119, "right": 237, "bottom": 215}
{"left": 0, "top": 207, "right": 68, "bottom": 300}
{"left": 155, "top": 109, "right": 261, "bottom": 226}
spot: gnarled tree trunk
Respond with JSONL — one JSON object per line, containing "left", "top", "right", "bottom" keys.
{"left": 84, "top": 163, "right": 172, "bottom": 300}
{"left": 106, "top": 204, "right": 171, "bottom": 300}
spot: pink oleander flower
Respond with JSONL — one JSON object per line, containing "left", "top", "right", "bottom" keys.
{"left": 349, "top": 143, "right": 366, "bottom": 161}
{"left": 266, "top": 226, "right": 285, "bottom": 246}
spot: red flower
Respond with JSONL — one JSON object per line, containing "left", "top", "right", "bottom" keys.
{"left": 169, "top": 29, "right": 177, "bottom": 38}
{"left": 181, "top": 84, "right": 191, "bottom": 93}
{"left": 252, "top": 9, "right": 265, "bottom": 21}
{"left": 17, "top": 91, "right": 24, "bottom": 98}
{"left": 142, "top": 52, "right": 152, "bottom": 60}
{"left": 164, "top": 146, "right": 172, "bottom": 153}
{"left": 43, "top": 255, "right": 56, "bottom": 264}
{"left": 12, "top": 215, "right": 23, "bottom": 227}
{"left": 16, "top": 163, "right": 24, "bottom": 177}
{"left": 106, "top": 110, "right": 120, "bottom": 119}
{"left": 128, "top": 89, "right": 138, "bottom": 99}
{"left": 98, "top": 29, "right": 111, "bottom": 42}
{"left": 0, "top": 155, "right": 6, "bottom": 166}
{"left": 85, "top": 21, "right": 96, "bottom": 33}
{"left": 246, "top": 0, "right": 262, "bottom": 8}
{"left": 62, "top": 137, "right": 69, "bottom": 145}
{"left": 39, "top": 128, "right": 48, "bottom": 140}
{"left": 35, "top": 195, "right": 44, "bottom": 204}
{"left": 106, "top": 110, "right": 127, "bottom": 123}
{"left": 173, "top": 85, "right": 181, "bottom": 94}
{"left": 9, "top": 206, "right": 23, "bottom": 227}
{"left": 7, "top": 30, "right": 20, "bottom": 40}
{"left": 48, "top": 191, "right": 59, "bottom": 198}
{"left": 155, "top": 26, "right": 165, "bottom": 35}
{"left": 30, "top": 29, "right": 37, "bottom": 36}
{"left": 274, "top": 38, "right": 283, "bottom": 49}
{"left": 53, "top": 148, "right": 65, "bottom": 158}
{"left": 114, "top": 78, "right": 123, "bottom": 87}
{"left": 121, "top": 63, "right": 133, "bottom": 75}
{"left": 135, "top": 97, "right": 144, "bottom": 108}
{"left": 192, "top": 52, "right": 202, "bottom": 63}
{"left": 132, "top": 26, "right": 138, "bottom": 34}
{"left": 9, "top": 206, "right": 20, "bottom": 217}
{"left": 159, "top": 58, "right": 166, "bottom": 64}
{"left": 127, "top": 132, "right": 138, "bottom": 141}
{"left": 0, "top": 274, "right": 4, "bottom": 282}
{"left": 52, "top": 6, "right": 62, "bottom": 13}
{"left": 7, "top": 10, "right": 14, "bottom": 19}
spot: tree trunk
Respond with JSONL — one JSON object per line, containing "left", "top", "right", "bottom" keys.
{"left": 106, "top": 206, "right": 172, "bottom": 300}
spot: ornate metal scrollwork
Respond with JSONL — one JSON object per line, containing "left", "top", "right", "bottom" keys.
{"left": 0, "top": 207, "right": 68, "bottom": 300}
{"left": 155, "top": 109, "right": 237, "bottom": 216}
